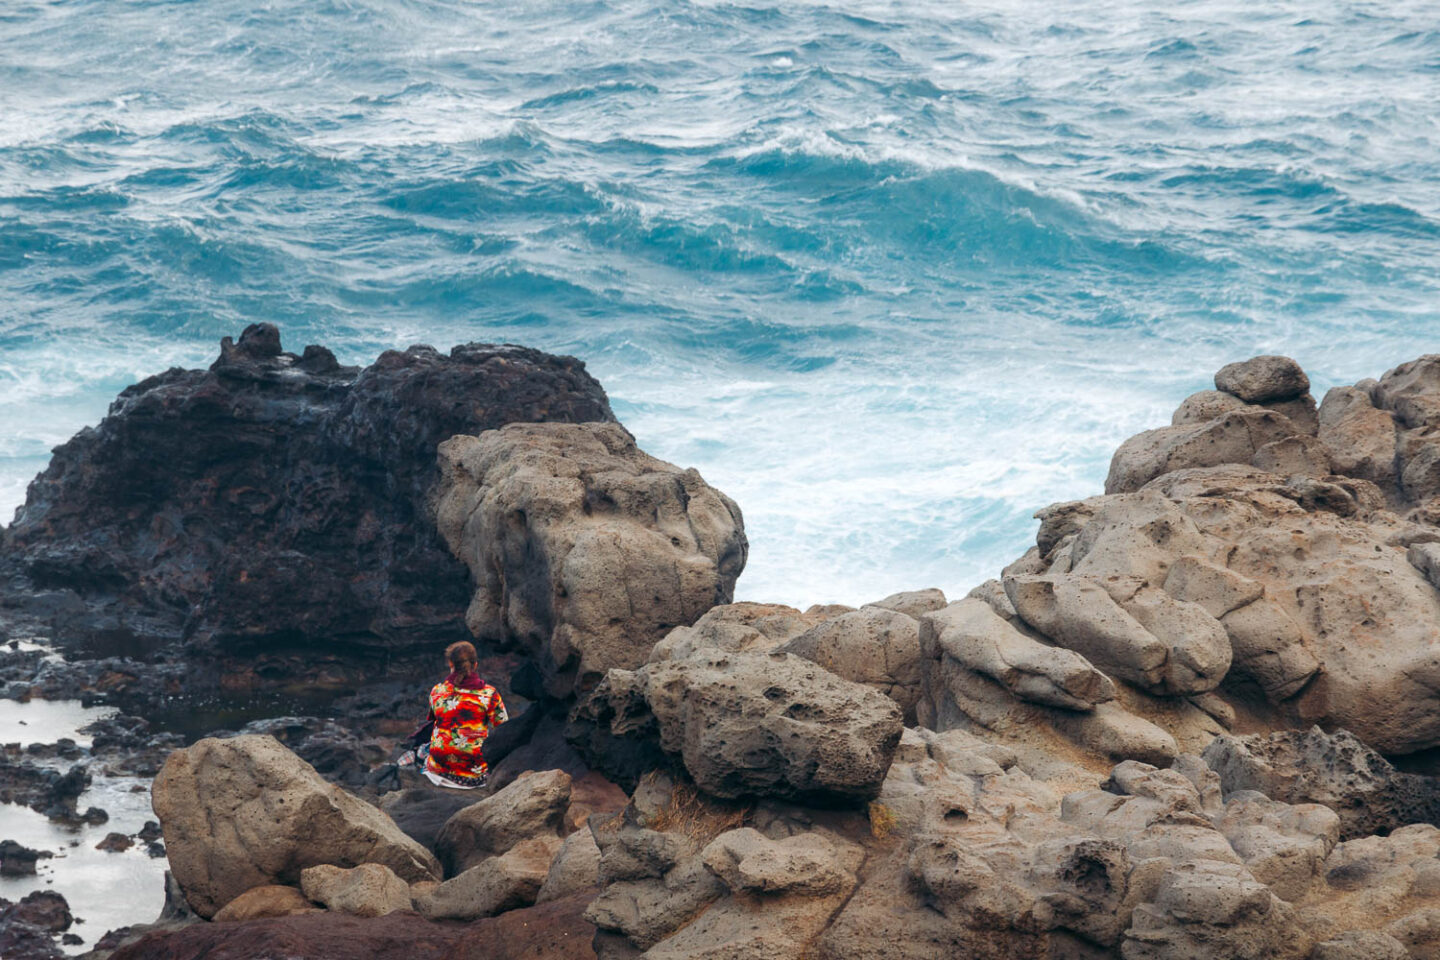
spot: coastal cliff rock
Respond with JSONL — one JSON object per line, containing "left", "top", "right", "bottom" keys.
{"left": 922, "top": 354, "right": 1440, "bottom": 760}
{"left": 151, "top": 734, "right": 440, "bottom": 918}
{"left": 1, "top": 323, "right": 617, "bottom": 686}
{"left": 432, "top": 422, "right": 746, "bottom": 697}
{"left": 34, "top": 348, "right": 1440, "bottom": 960}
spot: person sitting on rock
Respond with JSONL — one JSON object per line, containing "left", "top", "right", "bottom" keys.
{"left": 421, "top": 641, "right": 508, "bottom": 789}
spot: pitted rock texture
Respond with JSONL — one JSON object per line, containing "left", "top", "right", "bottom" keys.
{"left": 985, "top": 460, "right": 1440, "bottom": 754}
{"left": 584, "top": 731, "right": 1430, "bottom": 960}
{"left": 576, "top": 650, "right": 903, "bottom": 803}
{"left": 151, "top": 734, "right": 440, "bottom": 918}
{"left": 1202, "top": 728, "right": 1440, "bottom": 840}
{"left": 300, "top": 863, "right": 412, "bottom": 918}
{"left": 1, "top": 323, "right": 617, "bottom": 684}
{"left": 433, "top": 421, "right": 746, "bottom": 698}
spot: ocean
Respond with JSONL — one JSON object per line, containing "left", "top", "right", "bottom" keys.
{"left": 3, "top": 0, "right": 1438, "bottom": 608}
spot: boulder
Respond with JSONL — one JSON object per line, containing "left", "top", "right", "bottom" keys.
{"left": 433, "top": 422, "right": 747, "bottom": 697}
{"left": 1122, "top": 859, "right": 1310, "bottom": 959}
{"left": 0, "top": 840, "right": 48, "bottom": 877}
{"left": 1371, "top": 355, "right": 1440, "bottom": 429}
{"left": 300, "top": 863, "right": 411, "bottom": 918}
{"left": 1215, "top": 355, "right": 1310, "bottom": 404}
{"left": 640, "top": 650, "right": 904, "bottom": 802}
{"left": 536, "top": 826, "right": 602, "bottom": 903}
{"left": 1318, "top": 386, "right": 1399, "bottom": 491}
{"left": 151, "top": 735, "right": 440, "bottom": 918}
{"left": 2, "top": 325, "right": 618, "bottom": 685}
{"left": 1214, "top": 790, "right": 1339, "bottom": 902}
{"left": 776, "top": 606, "right": 924, "bottom": 719}
{"left": 647, "top": 602, "right": 843, "bottom": 664}
{"left": 1003, "top": 573, "right": 1228, "bottom": 697}
{"left": 1311, "top": 931, "right": 1409, "bottom": 960}
{"left": 1104, "top": 409, "right": 1301, "bottom": 494}
{"left": 990, "top": 449, "right": 1440, "bottom": 753}
{"left": 434, "top": 769, "right": 571, "bottom": 876}
{"left": 1202, "top": 728, "right": 1440, "bottom": 840}
{"left": 1250, "top": 435, "right": 1331, "bottom": 477}
{"left": 700, "top": 828, "right": 859, "bottom": 896}
{"left": 211, "top": 886, "right": 320, "bottom": 922}
{"left": 1173, "top": 390, "right": 1248, "bottom": 425}
{"left": 920, "top": 598, "right": 1114, "bottom": 710}
{"left": 0, "top": 891, "right": 72, "bottom": 960}
{"left": 416, "top": 835, "right": 565, "bottom": 920}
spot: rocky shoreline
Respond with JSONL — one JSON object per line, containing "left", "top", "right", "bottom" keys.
{"left": 7, "top": 330, "right": 1440, "bottom": 958}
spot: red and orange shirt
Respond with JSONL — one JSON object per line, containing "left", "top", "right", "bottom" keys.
{"left": 424, "top": 679, "right": 508, "bottom": 786}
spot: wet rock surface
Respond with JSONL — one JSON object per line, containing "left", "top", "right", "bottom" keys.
{"left": 0, "top": 891, "right": 72, "bottom": 960}
{"left": 0, "top": 839, "right": 52, "bottom": 876}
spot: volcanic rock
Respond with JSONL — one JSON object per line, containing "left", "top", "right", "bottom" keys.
{"left": 536, "top": 825, "right": 602, "bottom": 903}
{"left": 1202, "top": 728, "right": 1440, "bottom": 840}
{"left": 107, "top": 892, "right": 599, "bottom": 960}
{"left": 434, "top": 768, "right": 571, "bottom": 875}
{"left": 1215, "top": 355, "right": 1311, "bottom": 404}
{"left": 415, "top": 835, "right": 565, "bottom": 920}
{"left": 151, "top": 734, "right": 440, "bottom": 918}
{"left": 379, "top": 786, "right": 484, "bottom": 854}
{"left": 95, "top": 831, "right": 133, "bottom": 853}
{"left": 300, "top": 863, "right": 412, "bottom": 918}
{"left": 1, "top": 325, "right": 618, "bottom": 685}
{"left": 578, "top": 649, "right": 903, "bottom": 803}
{"left": 432, "top": 421, "right": 747, "bottom": 697}
{"left": 211, "top": 885, "right": 321, "bottom": 922}
{"left": 0, "top": 840, "right": 50, "bottom": 877}
{"left": 776, "top": 605, "right": 924, "bottom": 720}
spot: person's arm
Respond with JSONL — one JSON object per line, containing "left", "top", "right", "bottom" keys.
{"left": 408, "top": 707, "right": 436, "bottom": 748}
{"left": 490, "top": 691, "right": 508, "bottom": 727}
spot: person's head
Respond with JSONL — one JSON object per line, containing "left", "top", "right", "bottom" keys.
{"left": 445, "top": 641, "right": 478, "bottom": 675}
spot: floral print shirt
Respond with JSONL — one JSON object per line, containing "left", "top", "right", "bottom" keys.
{"left": 424, "top": 679, "right": 508, "bottom": 787}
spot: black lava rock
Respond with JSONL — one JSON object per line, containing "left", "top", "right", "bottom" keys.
{"left": 1, "top": 324, "right": 618, "bottom": 695}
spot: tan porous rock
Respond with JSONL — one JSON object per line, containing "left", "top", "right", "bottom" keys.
{"left": 864, "top": 587, "right": 948, "bottom": 619}
{"left": 1215, "top": 355, "right": 1310, "bottom": 404}
{"left": 989, "top": 454, "right": 1440, "bottom": 754}
{"left": 299, "top": 863, "right": 411, "bottom": 918}
{"left": 647, "top": 601, "right": 840, "bottom": 662}
{"left": 777, "top": 606, "right": 925, "bottom": 719}
{"left": 434, "top": 421, "right": 747, "bottom": 697}
{"left": 536, "top": 826, "right": 602, "bottom": 903}
{"left": 434, "top": 768, "right": 571, "bottom": 875}
{"left": 151, "top": 734, "right": 440, "bottom": 918}
{"left": 641, "top": 650, "right": 904, "bottom": 802}
{"left": 415, "top": 835, "right": 564, "bottom": 921}
{"left": 700, "top": 827, "right": 860, "bottom": 896}
{"left": 1104, "top": 409, "right": 1300, "bottom": 494}
{"left": 920, "top": 598, "right": 1114, "bottom": 710}
{"left": 1173, "top": 390, "right": 1247, "bottom": 425}
{"left": 211, "top": 885, "right": 320, "bottom": 922}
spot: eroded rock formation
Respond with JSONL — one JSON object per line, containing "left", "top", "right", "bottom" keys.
{"left": 34, "top": 349, "right": 1440, "bottom": 960}
{"left": 432, "top": 422, "right": 747, "bottom": 698}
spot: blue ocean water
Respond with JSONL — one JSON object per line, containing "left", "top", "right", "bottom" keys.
{"left": 2, "top": 0, "right": 1438, "bottom": 607}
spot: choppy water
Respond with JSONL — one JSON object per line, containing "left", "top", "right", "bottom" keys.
{"left": 3, "top": 0, "right": 1439, "bottom": 606}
